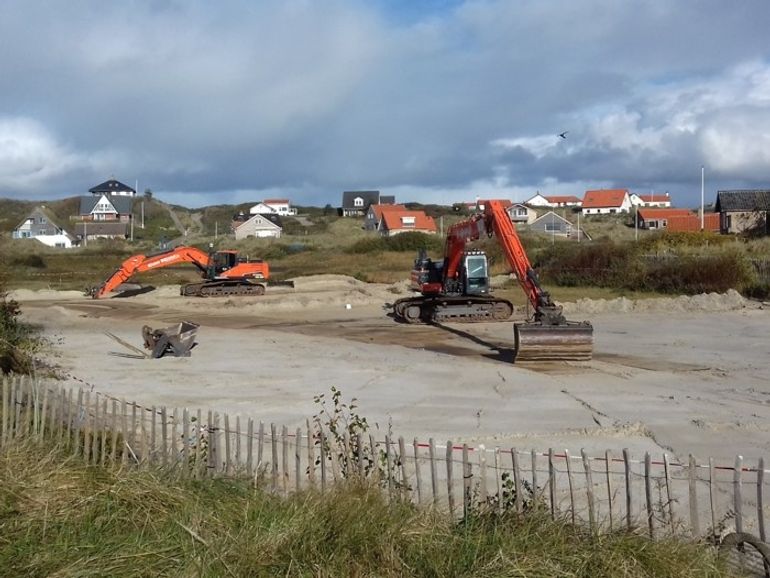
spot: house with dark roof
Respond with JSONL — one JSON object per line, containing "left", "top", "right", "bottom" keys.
{"left": 79, "top": 194, "right": 133, "bottom": 222}
{"left": 12, "top": 206, "right": 75, "bottom": 248}
{"left": 715, "top": 190, "right": 770, "bottom": 235}
{"left": 581, "top": 189, "right": 632, "bottom": 215}
{"left": 74, "top": 221, "right": 129, "bottom": 241}
{"left": 340, "top": 190, "right": 395, "bottom": 217}
{"left": 529, "top": 211, "right": 590, "bottom": 240}
{"left": 89, "top": 178, "right": 136, "bottom": 197}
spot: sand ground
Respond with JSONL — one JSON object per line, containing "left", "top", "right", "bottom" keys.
{"left": 13, "top": 276, "right": 770, "bottom": 463}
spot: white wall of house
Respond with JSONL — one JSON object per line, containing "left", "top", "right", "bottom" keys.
{"left": 32, "top": 234, "right": 74, "bottom": 248}
{"left": 91, "top": 194, "right": 119, "bottom": 220}
{"left": 525, "top": 193, "right": 551, "bottom": 206}
{"left": 506, "top": 205, "right": 537, "bottom": 224}
{"left": 234, "top": 215, "right": 282, "bottom": 240}
{"left": 582, "top": 196, "right": 632, "bottom": 215}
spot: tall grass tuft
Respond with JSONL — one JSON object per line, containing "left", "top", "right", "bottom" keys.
{"left": 0, "top": 441, "right": 735, "bottom": 577}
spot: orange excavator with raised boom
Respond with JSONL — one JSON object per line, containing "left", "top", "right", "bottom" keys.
{"left": 90, "top": 245, "right": 276, "bottom": 298}
{"left": 391, "top": 200, "right": 593, "bottom": 361}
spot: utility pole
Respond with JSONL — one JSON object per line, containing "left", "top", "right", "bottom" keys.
{"left": 84, "top": 220, "right": 87, "bottom": 247}
{"left": 577, "top": 210, "right": 581, "bottom": 243}
{"left": 141, "top": 202, "right": 145, "bottom": 229}
{"left": 130, "top": 213, "right": 134, "bottom": 242}
{"left": 215, "top": 221, "right": 218, "bottom": 239}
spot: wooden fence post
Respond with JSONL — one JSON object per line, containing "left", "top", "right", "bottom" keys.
{"left": 271, "top": 423, "right": 278, "bottom": 491}
{"left": 307, "top": 420, "right": 315, "bottom": 487}
{"left": 688, "top": 454, "right": 700, "bottom": 537}
{"left": 531, "top": 450, "right": 539, "bottom": 511}
{"left": 161, "top": 407, "right": 168, "bottom": 467}
{"left": 413, "top": 438, "right": 422, "bottom": 505}
{"left": 581, "top": 449, "right": 596, "bottom": 533}
{"left": 548, "top": 448, "right": 556, "bottom": 520}
{"left": 224, "top": 414, "right": 232, "bottom": 475}
{"left": 257, "top": 421, "right": 265, "bottom": 474}
{"left": 663, "top": 453, "right": 674, "bottom": 535}
{"left": 429, "top": 438, "right": 438, "bottom": 506}
{"left": 182, "top": 409, "right": 190, "bottom": 477}
{"left": 446, "top": 440, "right": 455, "bottom": 516}
{"left": 235, "top": 416, "right": 242, "bottom": 475}
{"left": 478, "top": 444, "right": 488, "bottom": 507}
{"left": 565, "top": 449, "right": 575, "bottom": 526}
{"left": 282, "top": 425, "right": 289, "bottom": 494}
{"left": 623, "top": 448, "right": 634, "bottom": 530}
{"left": 398, "top": 436, "right": 408, "bottom": 501}
{"left": 758, "top": 457, "right": 766, "bottom": 546}
{"left": 462, "top": 444, "right": 472, "bottom": 517}
{"left": 385, "top": 435, "right": 393, "bottom": 501}
{"left": 295, "top": 427, "right": 302, "bottom": 492}
{"left": 121, "top": 399, "right": 129, "bottom": 466}
{"left": 709, "top": 457, "right": 717, "bottom": 535}
{"left": 319, "top": 429, "right": 327, "bottom": 493}
{"left": 645, "top": 452, "right": 654, "bottom": 538}
{"left": 1, "top": 376, "right": 8, "bottom": 446}
{"left": 246, "top": 418, "right": 254, "bottom": 480}
{"left": 734, "top": 455, "right": 744, "bottom": 536}
{"left": 512, "top": 448, "right": 523, "bottom": 514}
{"left": 606, "top": 450, "right": 614, "bottom": 531}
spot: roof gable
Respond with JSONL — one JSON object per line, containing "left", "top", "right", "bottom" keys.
{"left": 370, "top": 203, "right": 406, "bottom": 221}
{"left": 381, "top": 210, "right": 436, "bottom": 231}
{"left": 582, "top": 189, "right": 629, "bottom": 208}
{"left": 531, "top": 211, "right": 572, "bottom": 226}
{"left": 342, "top": 190, "right": 381, "bottom": 209}
{"left": 88, "top": 179, "right": 135, "bottom": 195}
{"left": 238, "top": 213, "right": 282, "bottom": 230}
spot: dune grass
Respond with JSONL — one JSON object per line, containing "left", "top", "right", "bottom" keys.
{"left": 0, "top": 440, "right": 735, "bottom": 578}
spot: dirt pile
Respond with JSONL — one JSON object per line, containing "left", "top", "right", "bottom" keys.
{"left": 562, "top": 289, "right": 758, "bottom": 315}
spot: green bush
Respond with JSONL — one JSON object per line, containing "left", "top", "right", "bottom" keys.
{"left": 10, "top": 254, "right": 46, "bottom": 268}
{"left": 346, "top": 233, "right": 443, "bottom": 255}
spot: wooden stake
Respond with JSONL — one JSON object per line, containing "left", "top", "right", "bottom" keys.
{"left": 565, "top": 449, "right": 575, "bottom": 525}
{"left": 623, "top": 448, "right": 632, "bottom": 530}
{"left": 581, "top": 449, "right": 596, "bottom": 533}
{"left": 235, "top": 416, "right": 242, "bottom": 474}
{"left": 270, "top": 423, "right": 278, "bottom": 491}
{"left": 295, "top": 427, "right": 302, "bottom": 492}
{"left": 734, "top": 455, "right": 744, "bottom": 535}
{"left": 319, "top": 429, "right": 327, "bottom": 492}
{"left": 282, "top": 425, "right": 289, "bottom": 495}
{"left": 429, "top": 438, "right": 438, "bottom": 506}
{"left": 548, "top": 448, "right": 556, "bottom": 520}
{"left": 478, "top": 444, "right": 488, "bottom": 506}
{"left": 246, "top": 418, "right": 254, "bottom": 480}
{"left": 182, "top": 409, "right": 190, "bottom": 477}
{"left": 512, "top": 448, "right": 523, "bottom": 514}
{"left": 307, "top": 420, "right": 315, "bottom": 487}
{"left": 606, "top": 450, "right": 613, "bottom": 531}
{"left": 446, "top": 440, "right": 455, "bottom": 516}
{"left": 413, "top": 438, "right": 423, "bottom": 505}
{"left": 709, "top": 457, "right": 717, "bottom": 536}
{"left": 645, "top": 452, "right": 654, "bottom": 538}
{"left": 663, "top": 453, "right": 674, "bottom": 535}
{"left": 150, "top": 406, "right": 157, "bottom": 466}
{"left": 161, "top": 407, "right": 168, "bottom": 466}
{"left": 110, "top": 399, "right": 118, "bottom": 464}
{"left": 398, "top": 436, "right": 408, "bottom": 500}
{"left": 688, "top": 454, "right": 700, "bottom": 537}
{"left": 224, "top": 414, "right": 232, "bottom": 475}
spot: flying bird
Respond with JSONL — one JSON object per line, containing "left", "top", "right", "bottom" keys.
{"left": 558, "top": 131, "right": 569, "bottom": 139}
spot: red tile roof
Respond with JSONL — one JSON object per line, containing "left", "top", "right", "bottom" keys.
{"left": 381, "top": 209, "right": 437, "bottom": 232}
{"left": 582, "top": 189, "right": 629, "bottom": 208}
{"left": 666, "top": 213, "right": 720, "bottom": 232}
{"left": 545, "top": 195, "right": 582, "bottom": 204}
{"left": 371, "top": 203, "right": 406, "bottom": 221}
{"left": 637, "top": 208, "right": 693, "bottom": 220}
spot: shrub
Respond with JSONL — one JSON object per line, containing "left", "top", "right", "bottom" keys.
{"left": 10, "top": 254, "right": 46, "bottom": 268}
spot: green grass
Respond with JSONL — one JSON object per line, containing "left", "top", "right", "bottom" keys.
{"left": 0, "top": 441, "right": 735, "bottom": 577}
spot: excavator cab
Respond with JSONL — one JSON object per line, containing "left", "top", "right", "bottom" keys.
{"left": 461, "top": 252, "right": 490, "bottom": 296}
{"left": 211, "top": 250, "right": 238, "bottom": 274}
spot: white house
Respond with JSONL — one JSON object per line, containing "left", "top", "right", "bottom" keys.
{"left": 12, "top": 206, "right": 75, "bottom": 248}
{"left": 234, "top": 214, "right": 282, "bottom": 240}
{"left": 581, "top": 189, "right": 633, "bottom": 215}
{"left": 249, "top": 199, "right": 296, "bottom": 216}
{"left": 506, "top": 203, "right": 537, "bottom": 225}
{"left": 524, "top": 193, "right": 551, "bottom": 207}
{"left": 524, "top": 193, "right": 582, "bottom": 208}
{"left": 629, "top": 193, "right": 671, "bottom": 208}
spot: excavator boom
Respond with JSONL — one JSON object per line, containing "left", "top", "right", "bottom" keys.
{"left": 90, "top": 246, "right": 271, "bottom": 298}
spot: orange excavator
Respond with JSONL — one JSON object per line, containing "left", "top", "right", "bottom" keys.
{"left": 392, "top": 200, "right": 593, "bottom": 361}
{"left": 90, "top": 245, "right": 276, "bottom": 298}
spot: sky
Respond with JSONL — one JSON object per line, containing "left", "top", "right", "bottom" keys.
{"left": 2, "top": 1, "right": 770, "bottom": 209}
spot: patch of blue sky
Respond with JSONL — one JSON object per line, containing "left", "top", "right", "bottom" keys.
{"left": 368, "top": 0, "right": 466, "bottom": 25}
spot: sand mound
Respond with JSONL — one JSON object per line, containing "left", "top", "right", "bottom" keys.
{"left": 9, "top": 289, "right": 85, "bottom": 301}
{"left": 562, "top": 289, "right": 757, "bottom": 314}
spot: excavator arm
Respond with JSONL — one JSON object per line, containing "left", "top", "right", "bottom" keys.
{"left": 444, "top": 200, "right": 593, "bottom": 360}
{"left": 91, "top": 246, "right": 212, "bottom": 298}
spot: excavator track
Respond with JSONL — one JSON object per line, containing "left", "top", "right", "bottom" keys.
{"left": 513, "top": 321, "right": 594, "bottom": 362}
{"left": 393, "top": 296, "right": 514, "bottom": 324}
{"left": 181, "top": 280, "right": 266, "bottom": 297}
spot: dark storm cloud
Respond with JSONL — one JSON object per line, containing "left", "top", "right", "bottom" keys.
{"left": 1, "top": 1, "right": 770, "bottom": 207}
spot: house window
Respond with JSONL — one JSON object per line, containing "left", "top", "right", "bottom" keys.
{"left": 401, "top": 216, "right": 415, "bottom": 228}
{"left": 39, "top": 217, "right": 47, "bottom": 224}
{"left": 545, "top": 222, "right": 560, "bottom": 232}
{"left": 610, "top": 209, "right": 617, "bottom": 214}
{"left": 354, "top": 197, "right": 364, "bottom": 207}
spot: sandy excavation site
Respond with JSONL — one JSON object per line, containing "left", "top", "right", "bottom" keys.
{"left": 13, "top": 274, "right": 770, "bottom": 464}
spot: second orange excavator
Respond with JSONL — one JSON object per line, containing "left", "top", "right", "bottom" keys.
{"left": 90, "top": 245, "right": 281, "bottom": 298}
{"left": 391, "top": 200, "right": 593, "bottom": 361}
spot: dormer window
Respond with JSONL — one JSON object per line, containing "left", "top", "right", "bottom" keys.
{"left": 354, "top": 197, "right": 364, "bottom": 207}
{"left": 401, "top": 216, "right": 415, "bottom": 227}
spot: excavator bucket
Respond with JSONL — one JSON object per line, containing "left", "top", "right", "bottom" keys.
{"left": 142, "top": 321, "right": 200, "bottom": 358}
{"left": 513, "top": 321, "right": 594, "bottom": 362}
